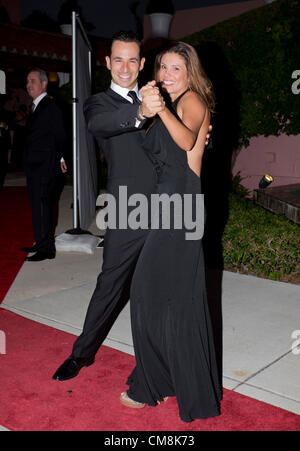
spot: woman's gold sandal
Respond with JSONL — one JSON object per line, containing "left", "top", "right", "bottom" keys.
{"left": 120, "top": 392, "right": 169, "bottom": 409}
{"left": 120, "top": 391, "right": 146, "bottom": 409}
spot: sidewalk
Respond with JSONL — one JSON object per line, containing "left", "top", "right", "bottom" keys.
{"left": 1, "top": 175, "right": 300, "bottom": 430}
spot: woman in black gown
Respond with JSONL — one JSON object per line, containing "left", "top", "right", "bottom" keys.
{"left": 120, "top": 42, "right": 222, "bottom": 422}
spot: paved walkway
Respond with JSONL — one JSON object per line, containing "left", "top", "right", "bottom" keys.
{"left": 1, "top": 175, "right": 300, "bottom": 430}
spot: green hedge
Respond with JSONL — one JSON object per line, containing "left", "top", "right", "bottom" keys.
{"left": 185, "top": 0, "right": 300, "bottom": 148}
{"left": 222, "top": 193, "right": 300, "bottom": 283}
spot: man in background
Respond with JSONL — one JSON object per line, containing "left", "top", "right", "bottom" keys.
{"left": 22, "top": 68, "right": 67, "bottom": 262}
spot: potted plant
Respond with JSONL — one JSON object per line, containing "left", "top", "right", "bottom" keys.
{"left": 145, "top": 0, "right": 174, "bottom": 38}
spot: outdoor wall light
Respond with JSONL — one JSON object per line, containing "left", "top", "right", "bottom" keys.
{"left": 259, "top": 174, "right": 274, "bottom": 189}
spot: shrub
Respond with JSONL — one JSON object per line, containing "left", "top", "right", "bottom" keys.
{"left": 184, "top": 0, "right": 300, "bottom": 148}
{"left": 222, "top": 193, "right": 300, "bottom": 282}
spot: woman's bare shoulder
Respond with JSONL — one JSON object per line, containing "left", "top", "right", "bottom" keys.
{"left": 179, "top": 90, "right": 206, "bottom": 111}
{"left": 177, "top": 91, "right": 207, "bottom": 124}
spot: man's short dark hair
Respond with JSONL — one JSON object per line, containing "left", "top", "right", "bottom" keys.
{"left": 110, "top": 30, "right": 143, "bottom": 58}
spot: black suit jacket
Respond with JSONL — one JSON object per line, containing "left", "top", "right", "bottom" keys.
{"left": 24, "top": 95, "right": 66, "bottom": 178}
{"left": 83, "top": 88, "right": 157, "bottom": 198}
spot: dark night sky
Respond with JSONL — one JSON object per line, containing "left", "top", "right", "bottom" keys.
{"left": 20, "top": 0, "right": 255, "bottom": 38}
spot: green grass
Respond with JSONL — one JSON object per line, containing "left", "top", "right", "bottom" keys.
{"left": 222, "top": 194, "right": 300, "bottom": 283}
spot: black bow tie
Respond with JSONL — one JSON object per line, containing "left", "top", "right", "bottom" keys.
{"left": 127, "top": 90, "right": 141, "bottom": 104}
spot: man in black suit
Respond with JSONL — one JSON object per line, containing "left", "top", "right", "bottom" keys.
{"left": 23, "top": 68, "right": 67, "bottom": 262}
{"left": 52, "top": 30, "right": 166, "bottom": 381}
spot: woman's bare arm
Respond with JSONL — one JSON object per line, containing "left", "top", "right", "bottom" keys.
{"left": 158, "top": 91, "right": 206, "bottom": 152}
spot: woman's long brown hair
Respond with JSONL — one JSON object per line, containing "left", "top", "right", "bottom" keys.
{"left": 154, "top": 41, "right": 215, "bottom": 112}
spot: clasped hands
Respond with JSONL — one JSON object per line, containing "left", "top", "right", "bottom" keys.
{"left": 139, "top": 81, "right": 164, "bottom": 119}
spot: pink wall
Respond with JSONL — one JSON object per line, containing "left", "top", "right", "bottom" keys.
{"left": 233, "top": 134, "right": 300, "bottom": 192}
{"left": 144, "top": 0, "right": 264, "bottom": 41}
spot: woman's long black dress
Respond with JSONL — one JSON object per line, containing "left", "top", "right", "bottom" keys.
{"left": 126, "top": 92, "right": 222, "bottom": 422}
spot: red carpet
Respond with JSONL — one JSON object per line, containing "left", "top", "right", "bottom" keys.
{"left": 0, "top": 309, "right": 299, "bottom": 431}
{"left": 0, "top": 186, "right": 33, "bottom": 303}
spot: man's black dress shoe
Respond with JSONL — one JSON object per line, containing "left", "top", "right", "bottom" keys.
{"left": 21, "top": 244, "right": 39, "bottom": 253}
{"left": 24, "top": 251, "right": 55, "bottom": 262}
{"left": 52, "top": 357, "right": 95, "bottom": 381}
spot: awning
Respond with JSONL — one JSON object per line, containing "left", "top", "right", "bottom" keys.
{"left": 0, "top": 23, "right": 108, "bottom": 73}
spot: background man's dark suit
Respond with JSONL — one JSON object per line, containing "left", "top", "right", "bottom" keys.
{"left": 24, "top": 95, "right": 66, "bottom": 255}
{"left": 70, "top": 87, "right": 157, "bottom": 359}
